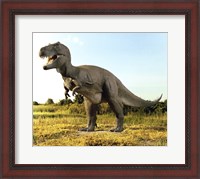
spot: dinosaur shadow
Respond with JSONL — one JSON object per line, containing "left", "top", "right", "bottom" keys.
{"left": 129, "top": 126, "right": 166, "bottom": 131}
{"left": 78, "top": 129, "right": 112, "bottom": 133}
{"left": 78, "top": 127, "right": 166, "bottom": 133}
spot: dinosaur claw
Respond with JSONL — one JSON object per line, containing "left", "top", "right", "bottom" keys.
{"left": 78, "top": 128, "right": 88, "bottom": 131}
{"left": 78, "top": 128, "right": 95, "bottom": 132}
{"left": 110, "top": 128, "right": 123, "bottom": 132}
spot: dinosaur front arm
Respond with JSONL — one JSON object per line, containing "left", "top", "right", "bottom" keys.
{"left": 64, "top": 85, "right": 70, "bottom": 98}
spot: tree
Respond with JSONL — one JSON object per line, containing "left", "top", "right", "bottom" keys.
{"left": 33, "top": 101, "right": 39, "bottom": 105}
{"left": 58, "top": 99, "right": 73, "bottom": 105}
{"left": 45, "top": 98, "right": 54, "bottom": 105}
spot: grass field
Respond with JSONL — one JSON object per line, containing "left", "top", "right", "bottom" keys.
{"left": 33, "top": 104, "right": 167, "bottom": 146}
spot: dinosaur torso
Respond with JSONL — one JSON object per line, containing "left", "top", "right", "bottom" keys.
{"left": 63, "top": 65, "right": 119, "bottom": 104}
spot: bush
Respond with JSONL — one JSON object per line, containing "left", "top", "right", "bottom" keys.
{"left": 45, "top": 98, "right": 54, "bottom": 105}
{"left": 136, "top": 100, "right": 167, "bottom": 115}
{"left": 73, "top": 94, "right": 84, "bottom": 104}
{"left": 118, "top": 101, "right": 167, "bottom": 115}
{"left": 98, "top": 103, "right": 112, "bottom": 115}
{"left": 58, "top": 99, "right": 73, "bottom": 105}
{"left": 68, "top": 103, "right": 86, "bottom": 114}
{"left": 33, "top": 101, "right": 39, "bottom": 105}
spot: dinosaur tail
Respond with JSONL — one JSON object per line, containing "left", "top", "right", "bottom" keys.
{"left": 119, "top": 82, "right": 162, "bottom": 107}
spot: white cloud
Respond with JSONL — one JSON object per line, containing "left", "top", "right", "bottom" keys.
{"left": 75, "top": 37, "right": 84, "bottom": 46}
{"left": 63, "top": 35, "right": 84, "bottom": 46}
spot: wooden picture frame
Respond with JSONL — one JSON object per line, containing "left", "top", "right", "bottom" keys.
{"left": 1, "top": 0, "right": 199, "bottom": 178}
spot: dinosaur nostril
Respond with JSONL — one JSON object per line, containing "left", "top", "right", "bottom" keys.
{"left": 43, "top": 65, "right": 48, "bottom": 70}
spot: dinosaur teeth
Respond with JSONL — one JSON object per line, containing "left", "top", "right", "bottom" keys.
{"left": 42, "top": 55, "right": 58, "bottom": 66}
{"left": 48, "top": 55, "right": 57, "bottom": 61}
{"left": 48, "top": 57, "right": 53, "bottom": 63}
{"left": 42, "top": 57, "right": 48, "bottom": 61}
{"left": 40, "top": 56, "right": 45, "bottom": 59}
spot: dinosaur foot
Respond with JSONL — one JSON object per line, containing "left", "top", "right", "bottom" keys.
{"left": 78, "top": 128, "right": 95, "bottom": 132}
{"left": 110, "top": 127, "right": 123, "bottom": 132}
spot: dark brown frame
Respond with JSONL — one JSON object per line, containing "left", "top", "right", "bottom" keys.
{"left": 1, "top": 0, "right": 199, "bottom": 178}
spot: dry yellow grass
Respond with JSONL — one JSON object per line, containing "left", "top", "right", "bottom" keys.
{"left": 33, "top": 104, "right": 167, "bottom": 146}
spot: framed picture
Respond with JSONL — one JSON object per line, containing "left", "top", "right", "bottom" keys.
{"left": 1, "top": 0, "right": 199, "bottom": 178}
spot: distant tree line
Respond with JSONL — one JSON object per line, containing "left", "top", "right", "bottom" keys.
{"left": 123, "top": 100, "right": 167, "bottom": 115}
{"left": 33, "top": 94, "right": 83, "bottom": 106}
{"left": 33, "top": 94, "right": 167, "bottom": 115}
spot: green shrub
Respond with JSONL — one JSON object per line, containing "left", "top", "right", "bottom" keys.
{"left": 33, "top": 101, "right": 39, "bottom": 105}
{"left": 58, "top": 99, "right": 73, "bottom": 105}
{"left": 98, "top": 103, "right": 112, "bottom": 114}
{"left": 68, "top": 103, "right": 86, "bottom": 114}
{"left": 45, "top": 98, "right": 54, "bottom": 105}
{"left": 73, "top": 94, "right": 84, "bottom": 104}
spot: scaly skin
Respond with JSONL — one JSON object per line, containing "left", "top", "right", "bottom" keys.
{"left": 39, "top": 42, "right": 162, "bottom": 132}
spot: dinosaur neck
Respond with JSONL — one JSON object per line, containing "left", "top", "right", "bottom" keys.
{"left": 58, "top": 61, "right": 79, "bottom": 78}
{"left": 66, "top": 63, "right": 79, "bottom": 78}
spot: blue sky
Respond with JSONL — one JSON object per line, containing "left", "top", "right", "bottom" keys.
{"left": 33, "top": 33, "right": 167, "bottom": 103}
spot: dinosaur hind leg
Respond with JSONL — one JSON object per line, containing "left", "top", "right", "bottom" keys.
{"left": 108, "top": 99, "right": 124, "bottom": 132}
{"left": 105, "top": 80, "right": 124, "bottom": 132}
{"left": 79, "top": 97, "right": 98, "bottom": 132}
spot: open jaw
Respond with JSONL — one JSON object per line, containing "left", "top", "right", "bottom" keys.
{"left": 41, "top": 55, "right": 57, "bottom": 65}
{"left": 40, "top": 54, "right": 60, "bottom": 70}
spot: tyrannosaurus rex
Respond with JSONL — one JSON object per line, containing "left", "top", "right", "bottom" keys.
{"left": 39, "top": 42, "right": 162, "bottom": 132}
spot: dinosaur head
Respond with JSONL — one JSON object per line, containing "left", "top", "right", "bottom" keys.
{"left": 39, "top": 42, "right": 71, "bottom": 70}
